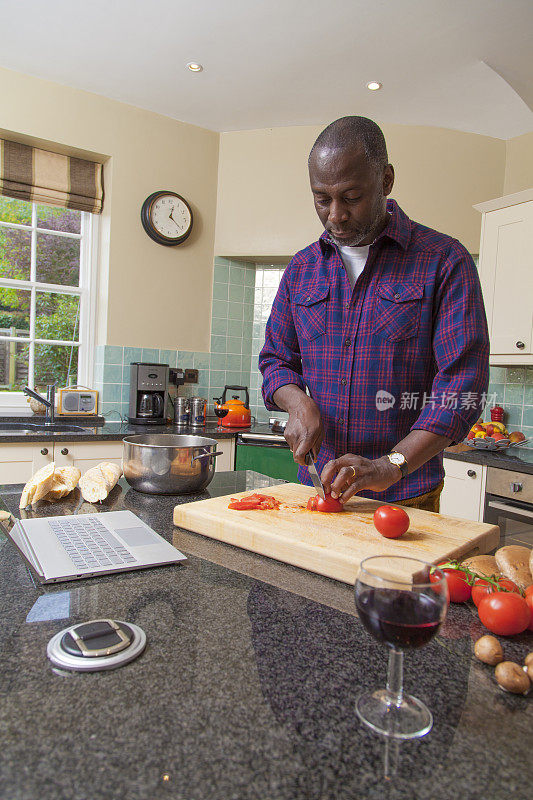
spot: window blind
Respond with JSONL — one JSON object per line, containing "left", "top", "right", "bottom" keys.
{"left": 0, "top": 139, "right": 103, "bottom": 214}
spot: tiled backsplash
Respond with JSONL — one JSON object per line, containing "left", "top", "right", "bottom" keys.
{"left": 95, "top": 259, "right": 533, "bottom": 439}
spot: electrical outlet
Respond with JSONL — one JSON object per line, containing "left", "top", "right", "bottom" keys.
{"left": 184, "top": 369, "right": 198, "bottom": 383}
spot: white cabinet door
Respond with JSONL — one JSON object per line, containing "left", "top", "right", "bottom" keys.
{"left": 214, "top": 438, "right": 235, "bottom": 472}
{"left": 0, "top": 443, "right": 54, "bottom": 484}
{"left": 53, "top": 441, "right": 124, "bottom": 471}
{"left": 479, "top": 200, "right": 533, "bottom": 359}
{"left": 440, "top": 458, "right": 486, "bottom": 522}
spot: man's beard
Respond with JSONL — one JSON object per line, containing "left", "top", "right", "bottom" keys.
{"left": 328, "top": 199, "right": 386, "bottom": 247}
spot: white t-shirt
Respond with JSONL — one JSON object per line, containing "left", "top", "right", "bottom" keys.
{"left": 337, "top": 244, "right": 370, "bottom": 289}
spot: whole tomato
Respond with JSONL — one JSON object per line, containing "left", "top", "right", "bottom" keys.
{"left": 525, "top": 587, "right": 533, "bottom": 632}
{"left": 373, "top": 505, "right": 410, "bottom": 539}
{"left": 478, "top": 591, "right": 530, "bottom": 636}
{"left": 307, "top": 494, "right": 343, "bottom": 513}
{"left": 431, "top": 567, "right": 471, "bottom": 603}
{"left": 472, "top": 577, "right": 520, "bottom": 607}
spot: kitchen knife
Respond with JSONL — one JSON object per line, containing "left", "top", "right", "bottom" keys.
{"left": 305, "top": 453, "right": 325, "bottom": 499}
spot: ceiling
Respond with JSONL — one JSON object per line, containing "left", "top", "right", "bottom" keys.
{"left": 2, "top": 0, "right": 533, "bottom": 139}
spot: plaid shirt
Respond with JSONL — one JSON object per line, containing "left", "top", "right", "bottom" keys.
{"left": 259, "top": 199, "right": 489, "bottom": 502}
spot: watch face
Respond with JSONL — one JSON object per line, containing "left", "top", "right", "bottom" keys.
{"left": 389, "top": 453, "right": 403, "bottom": 465}
{"left": 141, "top": 191, "right": 193, "bottom": 245}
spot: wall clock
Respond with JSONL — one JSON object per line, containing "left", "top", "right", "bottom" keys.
{"left": 141, "top": 190, "right": 193, "bottom": 246}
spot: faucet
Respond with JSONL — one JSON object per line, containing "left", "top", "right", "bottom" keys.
{"left": 23, "top": 384, "right": 56, "bottom": 425}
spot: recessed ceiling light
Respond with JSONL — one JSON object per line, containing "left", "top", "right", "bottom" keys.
{"left": 186, "top": 62, "right": 203, "bottom": 72}
{"left": 366, "top": 81, "right": 382, "bottom": 91}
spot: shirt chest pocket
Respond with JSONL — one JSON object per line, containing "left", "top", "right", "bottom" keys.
{"left": 293, "top": 285, "right": 330, "bottom": 341}
{"left": 372, "top": 282, "right": 424, "bottom": 342}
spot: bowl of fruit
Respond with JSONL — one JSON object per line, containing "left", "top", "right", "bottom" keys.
{"left": 465, "top": 422, "right": 529, "bottom": 450}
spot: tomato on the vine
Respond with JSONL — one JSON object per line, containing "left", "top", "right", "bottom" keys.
{"left": 431, "top": 566, "right": 471, "bottom": 603}
{"left": 477, "top": 591, "right": 530, "bottom": 636}
{"left": 307, "top": 493, "right": 343, "bottom": 513}
{"left": 373, "top": 505, "right": 410, "bottom": 539}
{"left": 471, "top": 577, "right": 520, "bottom": 607}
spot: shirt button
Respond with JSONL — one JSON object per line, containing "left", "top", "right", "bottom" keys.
{"left": 339, "top": 418, "right": 345, "bottom": 424}
{"left": 345, "top": 303, "right": 350, "bottom": 309}
{"left": 306, "top": 296, "right": 311, "bottom": 302}
{"left": 344, "top": 339, "right": 351, "bottom": 347}
{"left": 394, "top": 293, "right": 401, "bottom": 300}
{"left": 341, "top": 378, "right": 347, "bottom": 386}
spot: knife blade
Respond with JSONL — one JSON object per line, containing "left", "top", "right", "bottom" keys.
{"left": 305, "top": 453, "right": 325, "bottom": 499}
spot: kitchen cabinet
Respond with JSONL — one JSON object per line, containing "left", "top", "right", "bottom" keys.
{"left": 440, "top": 457, "right": 487, "bottom": 522}
{"left": 54, "top": 441, "right": 123, "bottom": 470}
{"left": 0, "top": 443, "right": 54, "bottom": 484}
{"left": 474, "top": 189, "right": 533, "bottom": 364}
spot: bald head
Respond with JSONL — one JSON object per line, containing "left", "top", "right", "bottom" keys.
{"left": 309, "top": 116, "right": 388, "bottom": 172}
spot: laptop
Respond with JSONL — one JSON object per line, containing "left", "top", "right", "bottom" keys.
{"left": 6, "top": 510, "right": 186, "bottom": 584}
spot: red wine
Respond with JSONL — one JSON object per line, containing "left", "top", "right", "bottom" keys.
{"left": 356, "top": 588, "right": 443, "bottom": 649}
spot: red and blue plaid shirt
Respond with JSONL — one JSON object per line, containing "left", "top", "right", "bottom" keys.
{"left": 259, "top": 199, "right": 490, "bottom": 501}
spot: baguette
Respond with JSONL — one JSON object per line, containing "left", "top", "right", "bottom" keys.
{"left": 46, "top": 466, "right": 81, "bottom": 501}
{"left": 495, "top": 545, "right": 533, "bottom": 591}
{"left": 79, "top": 462, "right": 122, "bottom": 503}
{"left": 19, "top": 462, "right": 56, "bottom": 508}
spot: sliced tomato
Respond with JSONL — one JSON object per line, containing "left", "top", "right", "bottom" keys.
{"left": 373, "top": 505, "right": 410, "bottom": 539}
{"left": 478, "top": 591, "right": 530, "bottom": 636}
{"left": 306, "top": 493, "right": 343, "bottom": 512}
{"left": 228, "top": 493, "right": 280, "bottom": 511}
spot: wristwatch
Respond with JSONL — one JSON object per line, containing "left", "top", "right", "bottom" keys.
{"left": 386, "top": 451, "right": 408, "bottom": 479}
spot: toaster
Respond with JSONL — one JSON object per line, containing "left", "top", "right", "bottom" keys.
{"left": 57, "top": 387, "right": 99, "bottom": 415}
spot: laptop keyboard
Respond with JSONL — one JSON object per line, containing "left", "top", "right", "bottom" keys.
{"left": 48, "top": 516, "right": 137, "bottom": 572}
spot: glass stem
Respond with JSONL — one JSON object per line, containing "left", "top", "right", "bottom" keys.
{"left": 386, "top": 648, "right": 404, "bottom": 707}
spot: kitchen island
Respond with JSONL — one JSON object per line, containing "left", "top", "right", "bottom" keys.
{"left": 0, "top": 472, "right": 532, "bottom": 800}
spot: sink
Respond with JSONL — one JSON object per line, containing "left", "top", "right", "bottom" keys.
{"left": 0, "top": 423, "right": 36, "bottom": 434}
{"left": 28, "top": 424, "right": 88, "bottom": 433}
{"left": 0, "top": 422, "right": 88, "bottom": 434}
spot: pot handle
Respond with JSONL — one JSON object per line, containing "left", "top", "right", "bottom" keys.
{"left": 191, "top": 450, "right": 224, "bottom": 463}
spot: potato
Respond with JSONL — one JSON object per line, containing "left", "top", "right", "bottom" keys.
{"left": 474, "top": 635, "right": 504, "bottom": 665}
{"left": 525, "top": 652, "right": 533, "bottom": 668}
{"left": 495, "top": 661, "right": 530, "bottom": 694}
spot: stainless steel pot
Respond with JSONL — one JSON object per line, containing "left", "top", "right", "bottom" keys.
{"left": 122, "top": 434, "right": 223, "bottom": 495}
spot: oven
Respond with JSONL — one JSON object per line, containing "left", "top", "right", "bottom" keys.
{"left": 483, "top": 467, "right": 533, "bottom": 548}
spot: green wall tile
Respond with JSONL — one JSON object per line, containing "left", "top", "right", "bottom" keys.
{"left": 211, "top": 336, "right": 227, "bottom": 354}
{"left": 212, "top": 316, "right": 228, "bottom": 336}
{"left": 141, "top": 347, "right": 159, "bottom": 363}
{"left": 229, "top": 284, "right": 245, "bottom": 303}
{"left": 228, "top": 302, "right": 243, "bottom": 320}
{"left": 104, "top": 346, "right": 123, "bottom": 364}
{"left": 522, "top": 406, "right": 533, "bottom": 428}
{"left": 212, "top": 300, "right": 228, "bottom": 318}
{"left": 227, "top": 336, "right": 242, "bottom": 354}
{"left": 226, "top": 354, "right": 241, "bottom": 371}
{"left": 505, "top": 405, "right": 522, "bottom": 427}
{"left": 213, "top": 282, "right": 229, "bottom": 301}
{"left": 123, "top": 346, "right": 142, "bottom": 365}
{"left": 103, "top": 364, "right": 122, "bottom": 383}
{"left": 504, "top": 384, "right": 525, "bottom": 405}
{"left": 507, "top": 367, "right": 525, "bottom": 384}
{"left": 102, "top": 383, "right": 122, "bottom": 402}
{"left": 214, "top": 260, "right": 230, "bottom": 282}
{"left": 230, "top": 265, "right": 246, "bottom": 284}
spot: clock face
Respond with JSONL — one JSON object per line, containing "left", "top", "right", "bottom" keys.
{"left": 141, "top": 191, "right": 193, "bottom": 246}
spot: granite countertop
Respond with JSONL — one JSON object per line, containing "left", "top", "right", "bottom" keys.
{"left": 0, "top": 471, "right": 532, "bottom": 800}
{"left": 444, "top": 442, "right": 533, "bottom": 475}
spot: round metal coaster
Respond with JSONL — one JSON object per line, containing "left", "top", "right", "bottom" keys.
{"left": 47, "top": 619, "right": 146, "bottom": 672}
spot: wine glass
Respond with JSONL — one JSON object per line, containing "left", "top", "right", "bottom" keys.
{"left": 354, "top": 555, "right": 448, "bottom": 739}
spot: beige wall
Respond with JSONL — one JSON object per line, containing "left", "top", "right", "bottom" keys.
{"left": 0, "top": 67, "right": 219, "bottom": 352}
{"left": 215, "top": 124, "right": 507, "bottom": 256}
{"left": 504, "top": 132, "right": 533, "bottom": 195}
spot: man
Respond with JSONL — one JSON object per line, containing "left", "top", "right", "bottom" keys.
{"left": 259, "top": 116, "right": 489, "bottom": 511}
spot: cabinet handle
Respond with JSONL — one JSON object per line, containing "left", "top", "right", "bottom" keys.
{"left": 467, "top": 469, "right": 477, "bottom": 478}
{"left": 40, "top": 448, "right": 48, "bottom": 456}
{"left": 61, "top": 448, "right": 69, "bottom": 456}
{"left": 510, "top": 482, "right": 523, "bottom": 493}
{"left": 515, "top": 341, "right": 525, "bottom": 349}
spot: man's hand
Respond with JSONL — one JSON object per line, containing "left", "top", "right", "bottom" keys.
{"left": 272, "top": 384, "right": 323, "bottom": 464}
{"left": 320, "top": 455, "right": 401, "bottom": 503}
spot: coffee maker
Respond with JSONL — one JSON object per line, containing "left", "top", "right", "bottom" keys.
{"left": 128, "top": 362, "right": 168, "bottom": 425}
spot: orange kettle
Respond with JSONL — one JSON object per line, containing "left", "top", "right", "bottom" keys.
{"left": 213, "top": 385, "right": 251, "bottom": 428}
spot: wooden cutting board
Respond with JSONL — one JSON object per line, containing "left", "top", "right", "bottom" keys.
{"left": 173, "top": 483, "right": 499, "bottom": 585}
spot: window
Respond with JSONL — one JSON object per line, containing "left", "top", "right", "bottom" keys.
{"left": 0, "top": 197, "right": 96, "bottom": 400}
